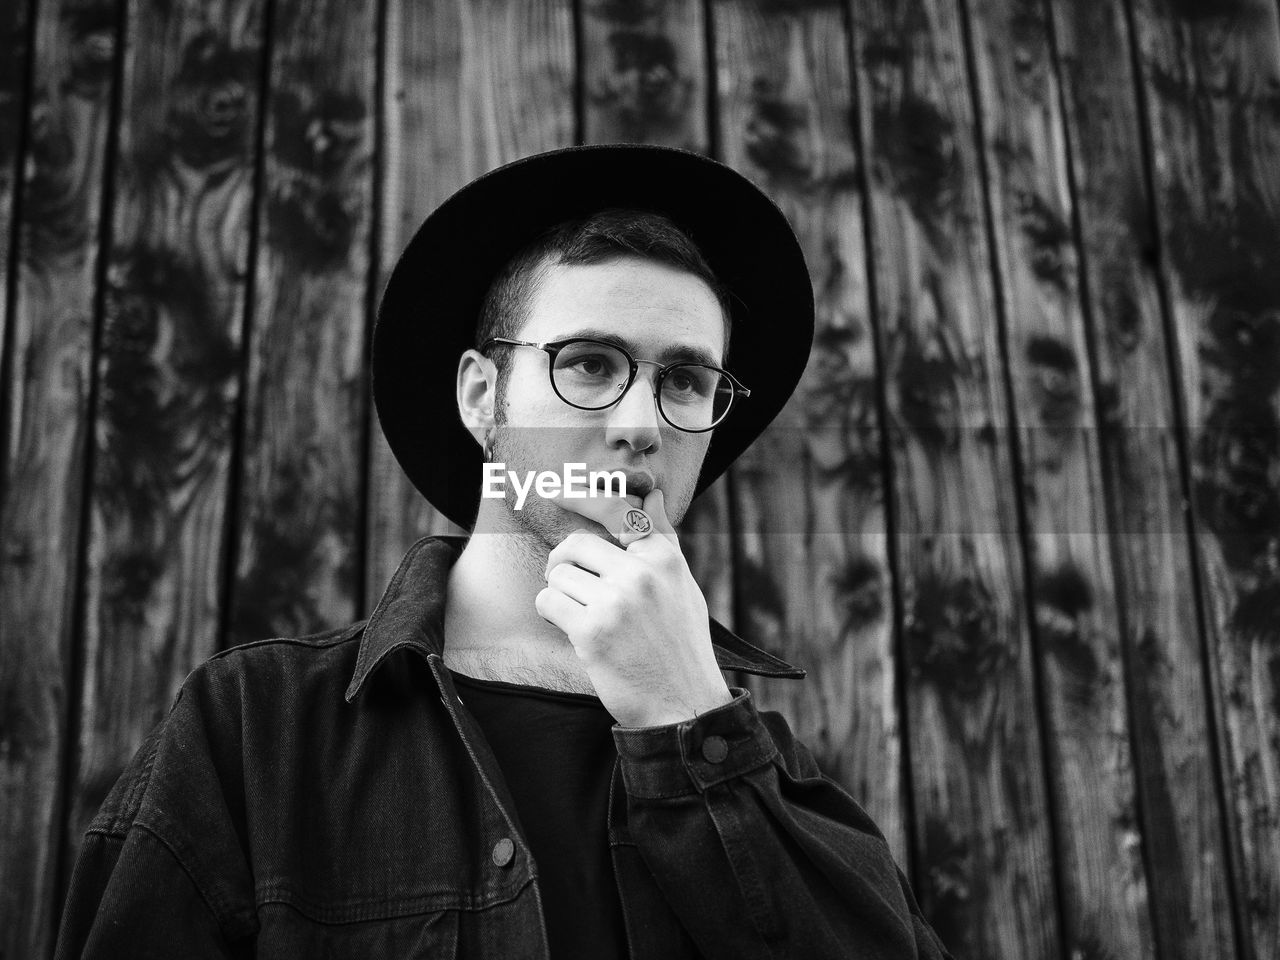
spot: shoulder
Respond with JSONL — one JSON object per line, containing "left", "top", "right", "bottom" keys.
{"left": 88, "top": 620, "right": 371, "bottom": 837}
{"left": 206, "top": 618, "right": 368, "bottom": 676}
{"left": 181, "top": 620, "right": 370, "bottom": 712}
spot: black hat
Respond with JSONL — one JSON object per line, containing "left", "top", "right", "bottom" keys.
{"left": 373, "top": 144, "right": 814, "bottom": 529}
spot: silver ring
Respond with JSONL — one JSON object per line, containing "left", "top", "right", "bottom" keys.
{"left": 620, "top": 508, "right": 653, "bottom": 545}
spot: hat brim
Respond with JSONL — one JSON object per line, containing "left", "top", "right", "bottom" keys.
{"left": 373, "top": 144, "right": 814, "bottom": 530}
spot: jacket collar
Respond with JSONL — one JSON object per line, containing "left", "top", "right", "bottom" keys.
{"left": 345, "top": 535, "right": 804, "bottom": 702}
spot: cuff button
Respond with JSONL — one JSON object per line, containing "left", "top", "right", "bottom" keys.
{"left": 491, "top": 837, "right": 515, "bottom": 867}
{"left": 701, "top": 735, "right": 729, "bottom": 763}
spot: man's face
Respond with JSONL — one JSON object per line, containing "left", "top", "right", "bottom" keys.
{"left": 488, "top": 254, "right": 726, "bottom": 547}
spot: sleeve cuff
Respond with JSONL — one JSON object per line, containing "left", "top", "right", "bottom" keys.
{"left": 612, "top": 688, "right": 779, "bottom": 798}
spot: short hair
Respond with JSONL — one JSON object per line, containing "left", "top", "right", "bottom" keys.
{"left": 476, "top": 208, "right": 731, "bottom": 403}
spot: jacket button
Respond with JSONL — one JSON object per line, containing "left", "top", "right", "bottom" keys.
{"left": 491, "top": 837, "right": 515, "bottom": 867}
{"left": 701, "top": 735, "right": 729, "bottom": 763}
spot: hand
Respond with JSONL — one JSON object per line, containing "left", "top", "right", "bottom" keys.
{"left": 535, "top": 489, "right": 733, "bottom": 727}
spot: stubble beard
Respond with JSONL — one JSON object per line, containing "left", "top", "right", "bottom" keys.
{"left": 487, "top": 422, "right": 586, "bottom": 560}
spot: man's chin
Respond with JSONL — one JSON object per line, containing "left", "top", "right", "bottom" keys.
{"left": 503, "top": 499, "right": 594, "bottom": 550}
{"left": 550, "top": 505, "right": 623, "bottom": 547}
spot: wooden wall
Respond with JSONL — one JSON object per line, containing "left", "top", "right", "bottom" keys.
{"left": 2, "top": 0, "right": 1278, "bottom": 958}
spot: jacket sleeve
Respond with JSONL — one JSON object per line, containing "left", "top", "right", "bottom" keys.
{"left": 54, "top": 677, "right": 258, "bottom": 960}
{"left": 612, "top": 688, "right": 954, "bottom": 960}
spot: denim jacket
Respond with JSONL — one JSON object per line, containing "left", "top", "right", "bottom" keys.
{"left": 55, "top": 536, "right": 952, "bottom": 959}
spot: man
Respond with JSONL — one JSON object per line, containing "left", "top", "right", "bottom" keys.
{"left": 55, "top": 145, "right": 952, "bottom": 958}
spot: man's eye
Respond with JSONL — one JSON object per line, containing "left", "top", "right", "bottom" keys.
{"left": 666, "top": 369, "right": 712, "bottom": 397}
{"left": 569, "top": 355, "right": 612, "bottom": 377}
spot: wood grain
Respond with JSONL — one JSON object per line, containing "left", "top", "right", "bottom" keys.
{"left": 711, "top": 0, "right": 906, "bottom": 864}
{"left": 852, "top": 0, "right": 1061, "bottom": 955}
{"left": 963, "top": 0, "right": 1158, "bottom": 956}
{"left": 1132, "top": 0, "right": 1280, "bottom": 957}
{"left": 64, "top": 0, "right": 266, "bottom": 875}
{"left": 364, "top": 0, "right": 575, "bottom": 601}
{"left": 0, "top": 0, "right": 121, "bottom": 953}
{"left": 581, "top": 0, "right": 706, "bottom": 151}
{"left": 0, "top": 0, "right": 33, "bottom": 323}
{"left": 3, "top": 0, "right": 1279, "bottom": 948}
{"left": 225, "top": 0, "right": 376, "bottom": 646}
{"left": 1049, "top": 1, "right": 1241, "bottom": 958}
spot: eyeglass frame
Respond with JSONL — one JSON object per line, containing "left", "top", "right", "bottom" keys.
{"left": 479, "top": 336, "right": 751, "bottom": 434}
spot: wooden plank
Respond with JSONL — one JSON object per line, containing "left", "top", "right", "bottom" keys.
{"left": 366, "top": 0, "right": 574, "bottom": 599}
{"left": 1048, "top": 1, "right": 1241, "bottom": 958}
{"left": 581, "top": 0, "right": 706, "bottom": 151}
{"left": 0, "top": 0, "right": 33, "bottom": 323}
{"left": 0, "top": 0, "right": 122, "bottom": 954}
{"left": 710, "top": 0, "right": 906, "bottom": 864}
{"left": 851, "top": 0, "right": 1061, "bottom": 956}
{"left": 962, "top": 0, "right": 1159, "bottom": 956}
{"left": 63, "top": 0, "right": 267, "bottom": 868}
{"left": 1131, "top": 1, "right": 1280, "bottom": 957}
{"left": 225, "top": 0, "right": 377, "bottom": 646}
{"left": 576, "top": 0, "right": 735, "bottom": 626}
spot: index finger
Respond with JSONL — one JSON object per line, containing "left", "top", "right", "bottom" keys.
{"left": 639, "top": 488, "right": 676, "bottom": 537}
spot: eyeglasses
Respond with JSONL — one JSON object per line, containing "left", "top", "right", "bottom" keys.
{"left": 481, "top": 336, "right": 751, "bottom": 433}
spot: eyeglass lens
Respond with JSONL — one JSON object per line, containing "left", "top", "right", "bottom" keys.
{"left": 550, "top": 340, "right": 734, "bottom": 431}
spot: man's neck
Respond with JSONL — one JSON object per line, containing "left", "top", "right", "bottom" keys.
{"left": 442, "top": 524, "right": 597, "bottom": 695}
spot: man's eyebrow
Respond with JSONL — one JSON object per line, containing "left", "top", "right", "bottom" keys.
{"left": 557, "top": 327, "right": 723, "bottom": 367}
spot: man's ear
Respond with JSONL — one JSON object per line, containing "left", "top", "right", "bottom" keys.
{"left": 457, "top": 349, "right": 497, "bottom": 449}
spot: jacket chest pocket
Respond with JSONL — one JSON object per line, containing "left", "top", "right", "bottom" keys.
{"left": 253, "top": 901, "right": 459, "bottom": 959}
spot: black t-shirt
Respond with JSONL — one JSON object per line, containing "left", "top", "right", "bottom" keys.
{"left": 451, "top": 671, "right": 628, "bottom": 960}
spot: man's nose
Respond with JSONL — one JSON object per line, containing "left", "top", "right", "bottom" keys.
{"left": 604, "top": 367, "right": 662, "bottom": 453}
